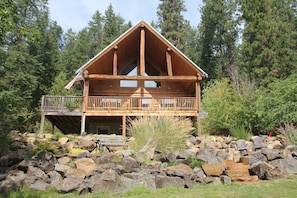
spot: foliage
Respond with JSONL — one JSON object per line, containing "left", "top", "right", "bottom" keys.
{"left": 157, "top": 0, "right": 189, "bottom": 51}
{"left": 254, "top": 73, "right": 297, "bottom": 132}
{"left": 187, "top": 156, "right": 205, "bottom": 169}
{"left": 229, "top": 125, "right": 251, "bottom": 140}
{"left": 198, "top": 0, "right": 240, "bottom": 80}
{"left": 277, "top": 123, "right": 297, "bottom": 146}
{"left": 201, "top": 79, "right": 253, "bottom": 135}
{"left": 68, "top": 148, "right": 87, "bottom": 155}
{"left": 34, "top": 140, "right": 58, "bottom": 155}
{"left": 127, "top": 116, "right": 194, "bottom": 153}
{"left": 240, "top": 0, "right": 297, "bottom": 87}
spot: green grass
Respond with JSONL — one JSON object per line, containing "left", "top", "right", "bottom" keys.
{"left": 5, "top": 176, "right": 297, "bottom": 198}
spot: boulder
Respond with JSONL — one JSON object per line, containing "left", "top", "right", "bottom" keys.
{"left": 36, "top": 150, "right": 57, "bottom": 173}
{"left": 74, "top": 157, "right": 96, "bottom": 176}
{"left": 27, "top": 166, "right": 49, "bottom": 183}
{"left": 77, "top": 137, "right": 96, "bottom": 152}
{"left": 48, "top": 170, "right": 63, "bottom": 190}
{"left": 135, "top": 138, "right": 158, "bottom": 163}
{"left": 155, "top": 175, "right": 185, "bottom": 188}
{"left": 220, "top": 175, "right": 232, "bottom": 184}
{"left": 166, "top": 164, "right": 195, "bottom": 179}
{"left": 121, "top": 156, "right": 140, "bottom": 172}
{"left": 57, "top": 156, "right": 72, "bottom": 165}
{"left": 249, "top": 161, "right": 287, "bottom": 180}
{"left": 54, "top": 164, "right": 72, "bottom": 176}
{"left": 29, "top": 179, "right": 51, "bottom": 191}
{"left": 120, "top": 172, "right": 156, "bottom": 192}
{"left": 64, "top": 168, "right": 86, "bottom": 179}
{"left": 60, "top": 177, "right": 84, "bottom": 193}
{"left": 97, "top": 169, "right": 120, "bottom": 192}
{"left": 261, "top": 148, "right": 282, "bottom": 161}
{"left": 58, "top": 137, "right": 69, "bottom": 145}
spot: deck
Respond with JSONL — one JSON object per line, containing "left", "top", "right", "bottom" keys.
{"left": 41, "top": 96, "right": 198, "bottom": 116}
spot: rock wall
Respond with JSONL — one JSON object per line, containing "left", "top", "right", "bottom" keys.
{"left": 1, "top": 132, "right": 297, "bottom": 196}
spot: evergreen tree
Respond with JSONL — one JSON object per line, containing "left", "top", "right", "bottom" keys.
{"left": 240, "top": 0, "right": 297, "bottom": 87}
{"left": 88, "top": 10, "right": 104, "bottom": 57}
{"left": 103, "top": 4, "right": 130, "bottom": 47}
{"left": 157, "top": 0, "right": 189, "bottom": 51}
{"left": 198, "top": 0, "right": 239, "bottom": 80}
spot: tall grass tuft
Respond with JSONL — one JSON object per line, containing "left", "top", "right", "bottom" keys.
{"left": 229, "top": 125, "right": 251, "bottom": 140}
{"left": 127, "top": 116, "right": 194, "bottom": 153}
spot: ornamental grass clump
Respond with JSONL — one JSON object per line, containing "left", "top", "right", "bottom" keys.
{"left": 277, "top": 123, "right": 297, "bottom": 145}
{"left": 127, "top": 116, "right": 194, "bottom": 153}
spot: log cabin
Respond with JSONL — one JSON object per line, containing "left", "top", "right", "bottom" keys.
{"left": 39, "top": 20, "right": 208, "bottom": 137}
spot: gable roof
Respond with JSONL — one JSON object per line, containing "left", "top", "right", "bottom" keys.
{"left": 75, "top": 20, "right": 207, "bottom": 78}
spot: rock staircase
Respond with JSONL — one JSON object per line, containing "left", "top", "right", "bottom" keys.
{"left": 224, "top": 159, "right": 258, "bottom": 182}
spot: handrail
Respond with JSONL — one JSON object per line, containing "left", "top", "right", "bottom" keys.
{"left": 42, "top": 96, "right": 197, "bottom": 112}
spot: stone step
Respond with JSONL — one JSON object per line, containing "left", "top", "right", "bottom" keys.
{"left": 201, "top": 163, "right": 225, "bottom": 176}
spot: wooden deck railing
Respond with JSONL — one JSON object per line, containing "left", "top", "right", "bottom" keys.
{"left": 41, "top": 96, "right": 83, "bottom": 111}
{"left": 42, "top": 96, "right": 197, "bottom": 112}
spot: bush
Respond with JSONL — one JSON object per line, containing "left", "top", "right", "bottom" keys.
{"left": 229, "top": 125, "right": 251, "bottom": 140}
{"left": 277, "top": 123, "right": 297, "bottom": 145}
{"left": 201, "top": 79, "right": 253, "bottom": 135}
{"left": 127, "top": 116, "right": 194, "bottom": 153}
{"left": 255, "top": 74, "right": 297, "bottom": 132}
{"left": 34, "top": 140, "right": 58, "bottom": 155}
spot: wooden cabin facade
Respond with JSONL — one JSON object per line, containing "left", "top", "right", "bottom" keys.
{"left": 39, "top": 21, "right": 208, "bottom": 137}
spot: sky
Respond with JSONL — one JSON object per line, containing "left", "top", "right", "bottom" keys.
{"left": 48, "top": 0, "right": 204, "bottom": 32}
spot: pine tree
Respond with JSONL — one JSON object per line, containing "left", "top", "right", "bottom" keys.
{"left": 240, "top": 0, "right": 297, "bottom": 86}
{"left": 198, "top": 0, "right": 239, "bottom": 80}
{"left": 157, "top": 0, "right": 189, "bottom": 51}
{"left": 103, "top": 4, "right": 130, "bottom": 47}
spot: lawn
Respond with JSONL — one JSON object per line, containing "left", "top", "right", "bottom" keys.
{"left": 5, "top": 176, "right": 297, "bottom": 198}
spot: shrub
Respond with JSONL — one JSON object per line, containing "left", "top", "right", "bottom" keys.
{"left": 255, "top": 74, "right": 297, "bottom": 132}
{"left": 34, "top": 140, "right": 58, "bottom": 155}
{"left": 277, "top": 123, "right": 297, "bottom": 145}
{"left": 229, "top": 125, "right": 251, "bottom": 140}
{"left": 127, "top": 116, "right": 194, "bottom": 153}
{"left": 187, "top": 156, "right": 205, "bottom": 169}
{"left": 201, "top": 79, "right": 253, "bottom": 135}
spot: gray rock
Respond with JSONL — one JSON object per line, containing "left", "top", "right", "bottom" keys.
{"left": 269, "top": 158, "right": 297, "bottom": 176}
{"left": 120, "top": 172, "right": 156, "bottom": 192}
{"left": 27, "top": 166, "right": 49, "bottom": 183}
{"left": 64, "top": 168, "right": 86, "bottom": 179}
{"left": 97, "top": 169, "right": 120, "bottom": 192}
{"left": 261, "top": 148, "right": 282, "bottom": 161}
{"left": 121, "top": 156, "right": 140, "bottom": 172}
{"left": 36, "top": 150, "right": 57, "bottom": 174}
{"left": 220, "top": 175, "right": 232, "bottom": 184}
{"left": 61, "top": 177, "right": 84, "bottom": 193}
{"left": 54, "top": 163, "right": 72, "bottom": 176}
{"left": 155, "top": 175, "right": 184, "bottom": 188}
{"left": 48, "top": 170, "right": 63, "bottom": 191}
{"left": 249, "top": 161, "right": 287, "bottom": 180}
{"left": 29, "top": 179, "right": 51, "bottom": 191}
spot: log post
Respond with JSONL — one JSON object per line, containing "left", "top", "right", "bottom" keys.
{"left": 113, "top": 46, "right": 118, "bottom": 75}
{"left": 140, "top": 25, "right": 145, "bottom": 76}
{"left": 122, "top": 115, "right": 126, "bottom": 138}
{"left": 39, "top": 95, "right": 45, "bottom": 134}
{"left": 81, "top": 70, "right": 89, "bottom": 135}
{"left": 166, "top": 48, "right": 173, "bottom": 76}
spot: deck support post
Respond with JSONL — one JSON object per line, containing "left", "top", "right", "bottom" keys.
{"left": 122, "top": 115, "right": 126, "bottom": 138}
{"left": 80, "top": 113, "right": 86, "bottom": 136}
{"left": 39, "top": 113, "right": 45, "bottom": 134}
{"left": 195, "top": 79, "right": 201, "bottom": 137}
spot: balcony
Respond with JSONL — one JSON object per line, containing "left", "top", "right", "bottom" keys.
{"left": 41, "top": 96, "right": 198, "bottom": 116}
